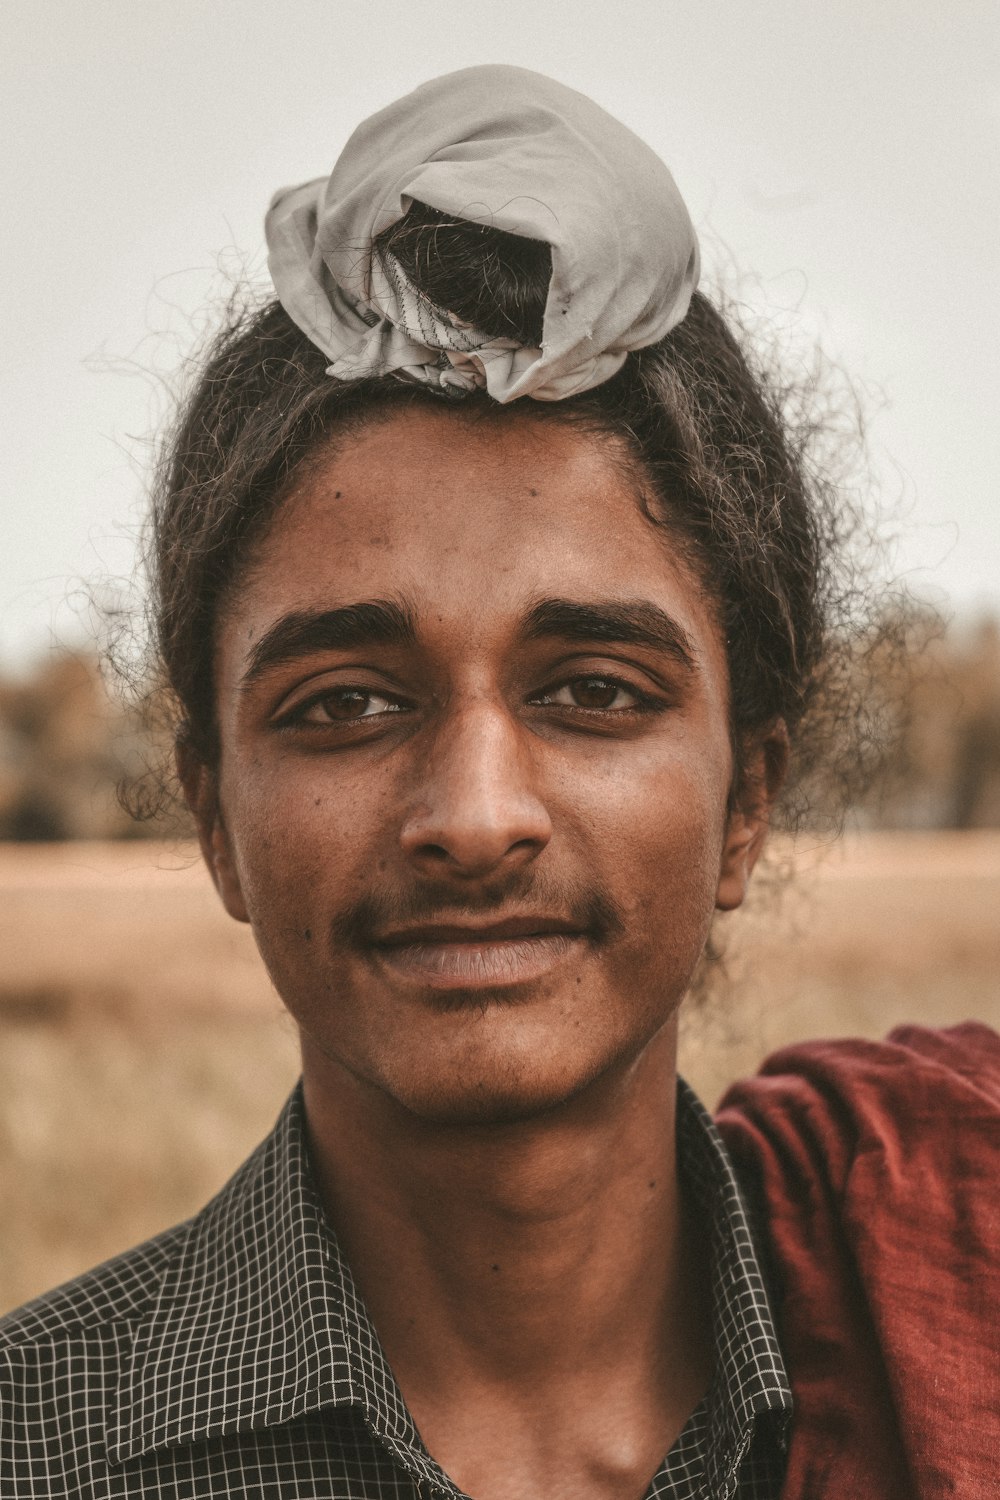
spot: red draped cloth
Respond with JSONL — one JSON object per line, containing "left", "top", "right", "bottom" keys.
{"left": 715, "top": 1023, "right": 1000, "bottom": 1498}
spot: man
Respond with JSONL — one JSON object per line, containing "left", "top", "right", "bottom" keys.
{"left": 2, "top": 66, "right": 996, "bottom": 1500}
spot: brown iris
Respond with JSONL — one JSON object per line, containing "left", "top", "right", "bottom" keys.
{"left": 568, "top": 678, "right": 626, "bottom": 709}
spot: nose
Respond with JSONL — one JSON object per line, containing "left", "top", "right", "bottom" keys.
{"left": 399, "top": 699, "right": 552, "bottom": 879}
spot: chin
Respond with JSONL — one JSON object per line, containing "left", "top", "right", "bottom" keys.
{"left": 378, "top": 1026, "right": 643, "bottom": 1129}
{"left": 397, "top": 1082, "right": 579, "bottom": 1129}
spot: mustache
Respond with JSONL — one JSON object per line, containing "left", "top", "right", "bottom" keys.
{"left": 329, "top": 868, "right": 627, "bottom": 948}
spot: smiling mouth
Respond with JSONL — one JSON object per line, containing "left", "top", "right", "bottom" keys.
{"left": 371, "top": 919, "right": 587, "bottom": 990}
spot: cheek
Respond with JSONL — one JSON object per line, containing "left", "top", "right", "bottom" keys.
{"left": 623, "top": 803, "right": 724, "bottom": 943}
{"left": 220, "top": 751, "right": 377, "bottom": 931}
{"left": 575, "top": 724, "right": 730, "bottom": 857}
{"left": 557, "top": 737, "right": 729, "bottom": 964}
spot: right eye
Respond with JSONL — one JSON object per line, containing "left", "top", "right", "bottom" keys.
{"left": 282, "top": 687, "right": 407, "bottom": 726}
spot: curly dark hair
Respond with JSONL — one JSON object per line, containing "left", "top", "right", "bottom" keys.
{"left": 135, "top": 202, "right": 894, "bottom": 829}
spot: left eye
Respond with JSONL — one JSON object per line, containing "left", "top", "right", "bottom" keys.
{"left": 295, "top": 688, "right": 404, "bottom": 724}
{"left": 537, "top": 677, "right": 642, "bottom": 711}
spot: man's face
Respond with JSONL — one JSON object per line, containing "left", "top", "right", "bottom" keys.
{"left": 202, "top": 404, "right": 765, "bottom": 1123}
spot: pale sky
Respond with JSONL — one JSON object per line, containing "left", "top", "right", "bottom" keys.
{"left": 3, "top": 0, "right": 998, "bottom": 668}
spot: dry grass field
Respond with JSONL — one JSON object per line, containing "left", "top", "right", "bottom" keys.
{"left": 2, "top": 832, "right": 998, "bottom": 1315}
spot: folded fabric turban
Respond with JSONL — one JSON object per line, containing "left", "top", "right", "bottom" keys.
{"left": 265, "top": 64, "right": 700, "bottom": 403}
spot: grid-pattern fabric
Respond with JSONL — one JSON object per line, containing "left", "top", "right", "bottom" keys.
{"left": 662, "top": 1083, "right": 792, "bottom": 1499}
{"left": 0, "top": 1080, "right": 791, "bottom": 1498}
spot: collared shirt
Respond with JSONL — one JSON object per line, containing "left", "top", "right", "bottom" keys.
{"left": 0, "top": 1080, "right": 792, "bottom": 1499}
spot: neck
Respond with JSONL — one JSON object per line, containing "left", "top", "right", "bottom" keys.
{"left": 301, "top": 1021, "right": 712, "bottom": 1499}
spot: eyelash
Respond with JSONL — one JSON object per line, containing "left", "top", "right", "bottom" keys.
{"left": 277, "top": 674, "right": 664, "bottom": 731}
{"left": 527, "top": 676, "right": 661, "bottom": 715}
{"left": 277, "top": 687, "right": 408, "bottom": 728}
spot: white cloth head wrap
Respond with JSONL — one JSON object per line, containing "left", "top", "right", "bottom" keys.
{"left": 265, "top": 65, "right": 700, "bottom": 403}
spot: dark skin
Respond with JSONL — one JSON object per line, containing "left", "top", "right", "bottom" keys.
{"left": 186, "top": 404, "right": 784, "bottom": 1500}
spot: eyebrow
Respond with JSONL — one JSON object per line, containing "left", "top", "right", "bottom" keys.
{"left": 524, "top": 598, "right": 698, "bottom": 671}
{"left": 241, "top": 599, "right": 417, "bottom": 688}
{"left": 240, "top": 593, "right": 697, "bottom": 690}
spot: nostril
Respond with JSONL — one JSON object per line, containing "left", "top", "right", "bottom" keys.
{"left": 402, "top": 817, "right": 550, "bottom": 879}
{"left": 415, "top": 842, "right": 452, "bottom": 864}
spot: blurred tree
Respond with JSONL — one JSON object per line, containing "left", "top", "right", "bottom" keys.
{"left": 949, "top": 621, "right": 1000, "bottom": 828}
{"left": 0, "top": 654, "right": 163, "bottom": 841}
{"left": 853, "top": 614, "right": 1000, "bottom": 830}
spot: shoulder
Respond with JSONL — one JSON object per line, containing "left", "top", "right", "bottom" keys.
{"left": 714, "top": 1027, "right": 1000, "bottom": 1486}
{"left": 0, "top": 1221, "right": 195, "bottom": 1499}
{"left": 714, "top": 1020, "right": 1000, "bottom": 1327}
{"left": 0, "top": 1218, "right": 190, "bottom": 1354}
{"left": 723, "top": 1017, "right": 1000, "bottom": 1100}
{"left": 0, "top": 1102, "right": 286, "bottom": 1357}
{"left": 715, "top": 1020, "right": 1000, "bottom": 1182}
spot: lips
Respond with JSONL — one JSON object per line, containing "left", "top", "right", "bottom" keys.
{"left": 370, "top": 915, "right": 587, "bottom": 989}
{"left": 374, "top": 914, "right": 584, "bottom": 946}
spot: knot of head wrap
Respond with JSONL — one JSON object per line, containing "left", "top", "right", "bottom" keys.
{"left": 265, "top": 65, "right": 700, "bottom": 404}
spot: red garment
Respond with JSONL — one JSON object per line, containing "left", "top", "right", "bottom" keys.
{"left": 715, "top": 1023, "right": 1000, "bottom": 1498}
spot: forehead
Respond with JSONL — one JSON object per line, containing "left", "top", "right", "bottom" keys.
{"left": 227, "top": 403, "right": 719, "bottom": 654}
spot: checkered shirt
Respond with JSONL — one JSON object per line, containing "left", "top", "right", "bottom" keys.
{"left": 0, "top": 1079, "right": 791, "bottom": 1498}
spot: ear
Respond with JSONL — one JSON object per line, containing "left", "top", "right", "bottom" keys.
{"left": 715, "top": 722, "right": 789, "bottom": 912}
{"left": 176, "top": 740, "right": 250, "bottom": 924}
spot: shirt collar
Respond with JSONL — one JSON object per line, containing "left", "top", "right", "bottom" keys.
{"left": 675, "top": 1079, "right": 793, "bottom": 1496}
{"left": 107, "top": 1078, "right": 790, "bottom": 1494}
